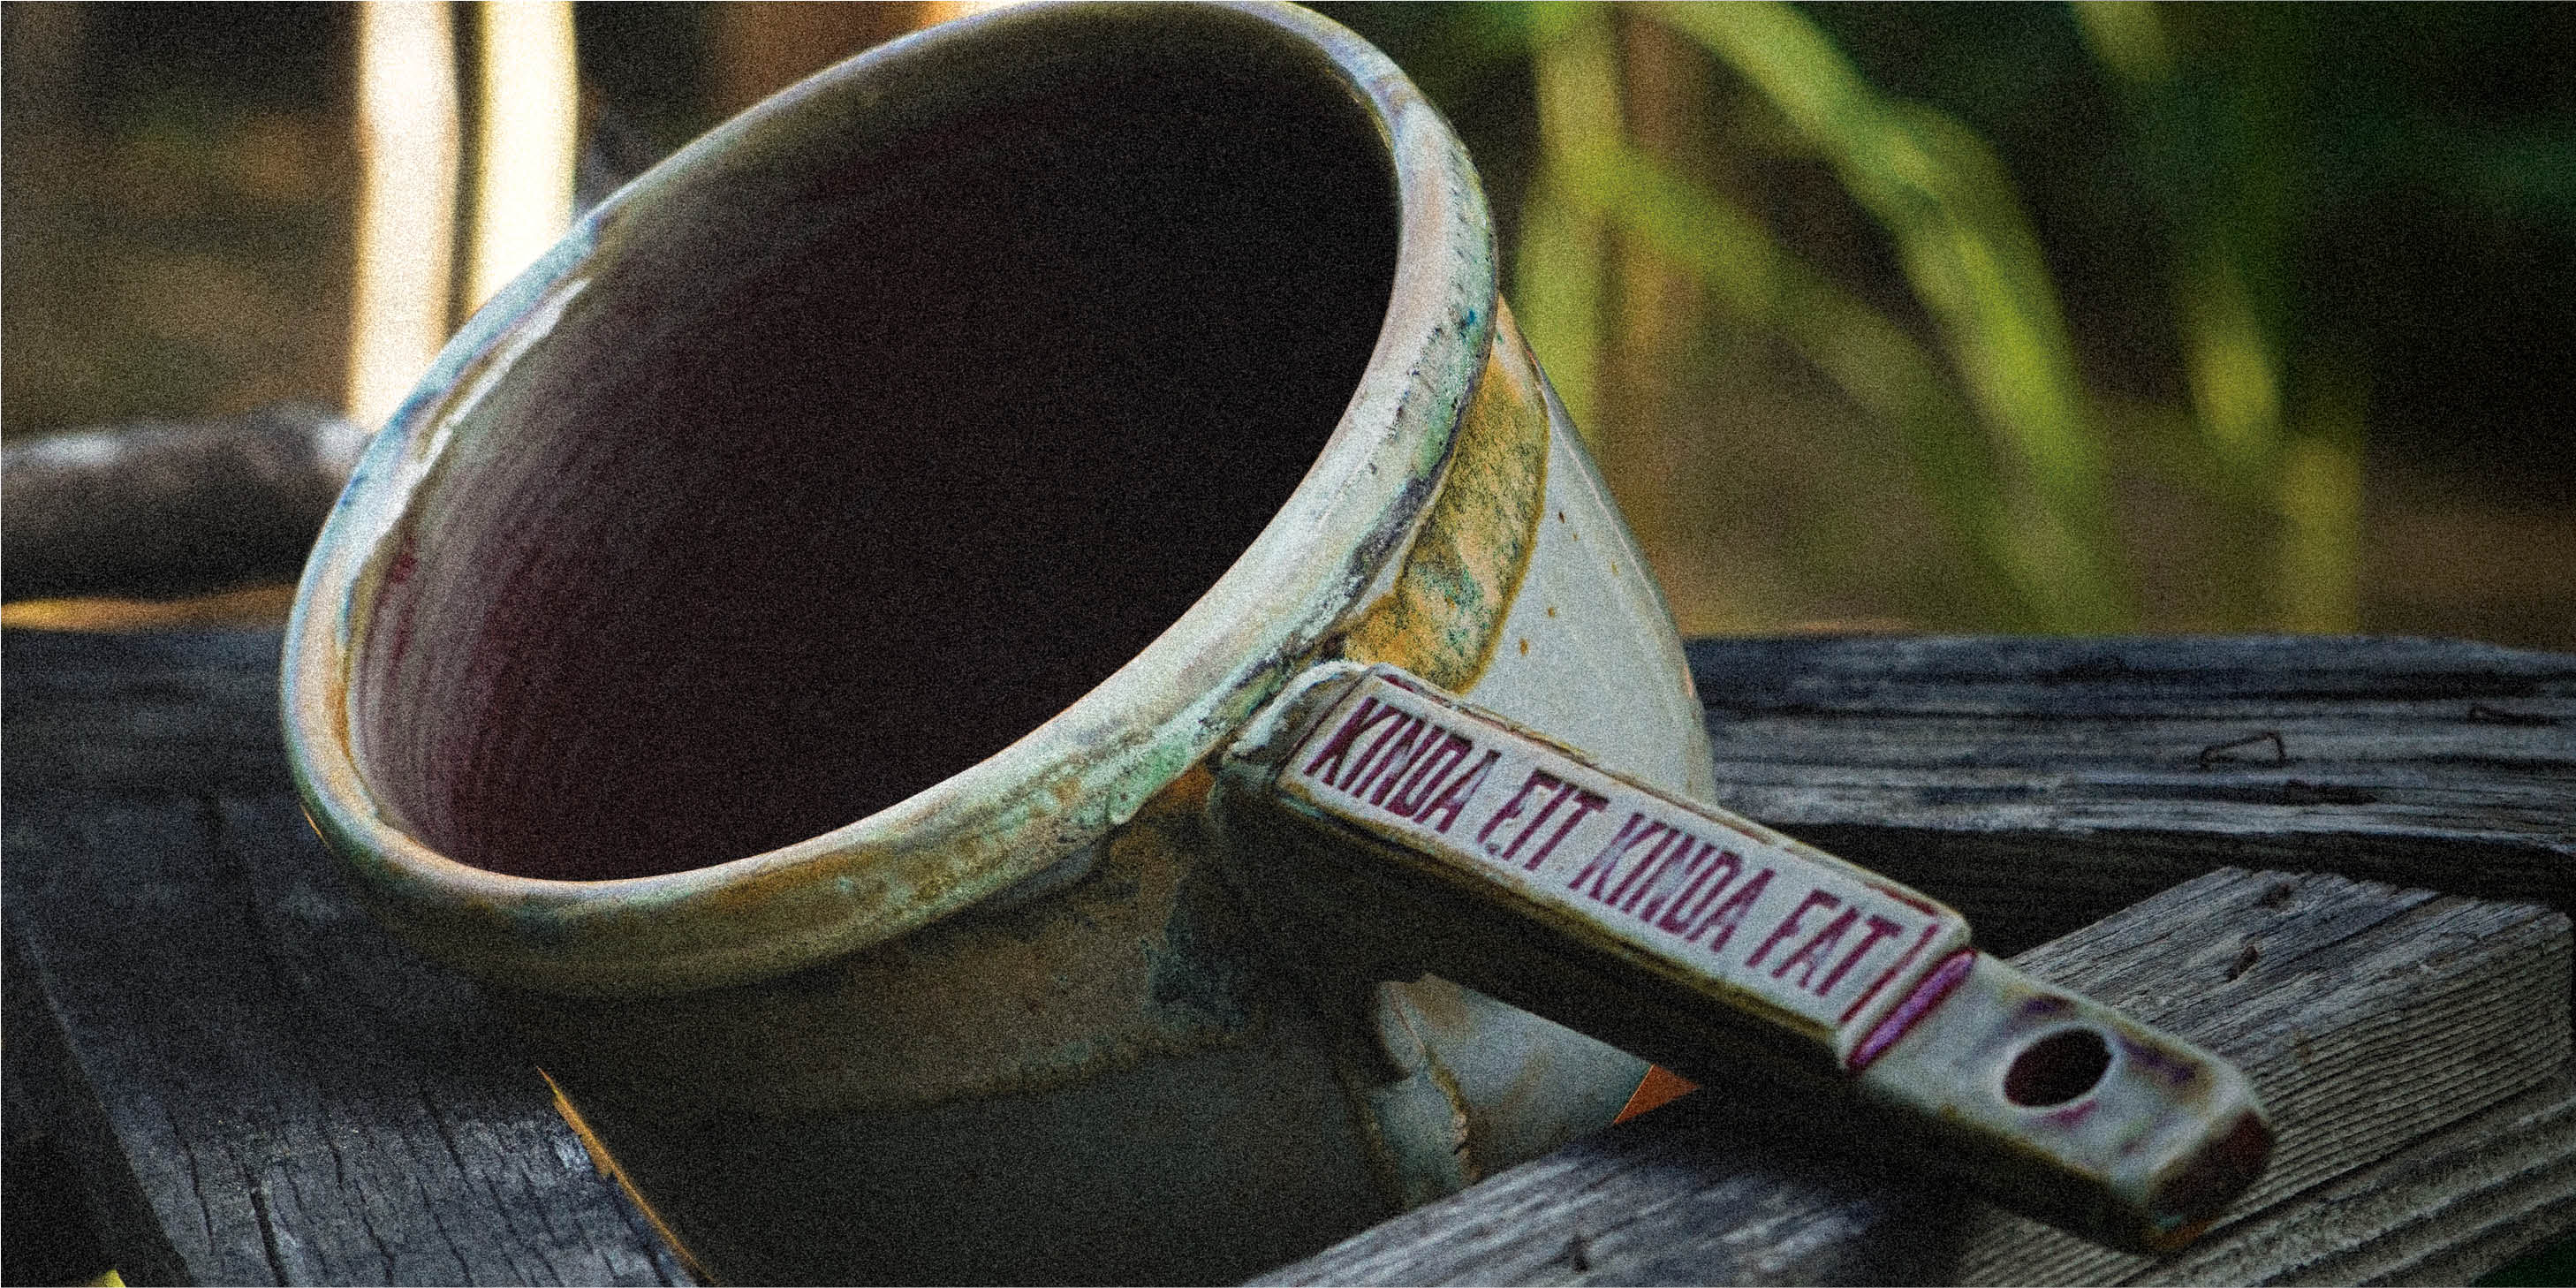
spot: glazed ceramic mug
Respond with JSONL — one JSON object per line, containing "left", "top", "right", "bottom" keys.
{"left": 284, "top": 4, "right": 2265, "bottom": 1284}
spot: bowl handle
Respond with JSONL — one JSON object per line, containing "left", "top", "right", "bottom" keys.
{"left": 1215, "top": 661, "right": 2270, "bottom": 1254}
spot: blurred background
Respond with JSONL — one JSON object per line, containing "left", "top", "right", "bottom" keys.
{"left": 4, "top": 8, "right": 2572, "bottom": 1286}
{"left": 3, "top": 1, "right": 2571, "bottom": 647}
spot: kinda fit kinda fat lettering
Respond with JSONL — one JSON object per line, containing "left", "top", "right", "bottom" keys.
{"left": 284, "top": 4, "right": 2270, "bottom": 1279}
{"left": 1273, "top": 670, "right": 1966, "bottom": 1059}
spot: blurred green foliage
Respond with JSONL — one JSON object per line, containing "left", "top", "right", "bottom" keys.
{"left": 7, "top": 1, "right": 2570, "bottom": 643}
{"left": 1, "top": 4, "right": 354, "bottom": 435}
{"left": 1320, "top": 2, "right": 2574, "bottom": 639}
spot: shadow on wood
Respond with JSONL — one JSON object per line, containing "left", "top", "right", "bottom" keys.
{"left": 4, "top": 629, "right": 2569, "bottom": 1284}
{"left": 1259, "top": 867, "right": 2572, "bottom": 1285}
{"left": 3, "top": 629, "right": 692, "bottom": 1286}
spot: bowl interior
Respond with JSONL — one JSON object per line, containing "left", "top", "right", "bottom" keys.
{"left": 349, "top": 19, "right": 1399, "bottom": 882}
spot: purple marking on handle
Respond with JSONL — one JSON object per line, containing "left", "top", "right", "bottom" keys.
{"left": 1846, "top": 948, "right": 1976, "bottom": 1073}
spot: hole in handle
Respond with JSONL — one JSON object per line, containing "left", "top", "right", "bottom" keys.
{"left": 2004, "top": 1027, "right": 2113, "bottom": 1106}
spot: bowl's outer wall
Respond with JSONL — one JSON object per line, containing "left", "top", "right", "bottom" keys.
{"left": 282, "top": 3, "right": 1717, "bottom": 1282}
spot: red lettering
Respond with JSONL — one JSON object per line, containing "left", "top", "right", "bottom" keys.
{"left": 1337, "top": 709, "right": 1420, "bottom": 792}
{"left": 1351, "top": 716, "right": 1426, "bottom": 799}
{"left": 1417, "top": 749, "right": 1498, "bottom": 833}
{"left": 1605, "top": 827, "right": 1686, "bottom": 909}
{"left": 1568, "top": 813, "right": 1664, "bottom": 900}
{"left": 1770, "top": 906, "right": 1858, "bottom": 992}
{"left": 1477, "top": 769, "right": 1557, "bottom": 853}
{"left": 1339, "top": 710, "right": 1421, "bottom": 788}
{"left": 1625, "top": 836, "right": 1711, "bottom": 921}
{"left": 1655, "top": 848, "right": 1742, "bottom": 936}
{"left": 1746, "top": 889, "right": 1842, "bottom": 971}
{"left": 1302, "top": 697, "right": 1391, "bottom": 783}
{"left": 1521, "top": 789, "right": 1610, "bottom": 873}
{"left": 1385, "top": 731, "right": 1473, "bottom": 816}
{"left": 1693, "top": 867, "right": 1773, "bottom": 952}
{"left": 1813, "top": 914, "right": 1905, "bottom": 998}
{"left": 1504, "top": 779, "right": 1581, "bottom": 868}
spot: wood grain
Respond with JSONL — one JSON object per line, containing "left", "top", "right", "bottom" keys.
{"left": 1255, "top": 868, "right": 2572, "bottom": 1286}
{"left": 0, "top": 406, "right": 360, "bottom": 602}
{"left": 1687, "top": 634, "right": 2575, "bottom": 953}
{"left": 7, "top": 630, "right": 2569, "bottom": 1285}
{"left": 1951, "top": 868, "right": 2573, "bottom": 1284}
{"left": 2, "top": 629, "right": 693, "bottom": 1286}
{"left": 2130, "top": 1072, "right": 2576, "bottom": 1286}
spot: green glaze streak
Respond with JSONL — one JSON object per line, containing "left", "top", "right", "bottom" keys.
{"left": 282, "top": 0, "right": 1509, "bottom": 1000}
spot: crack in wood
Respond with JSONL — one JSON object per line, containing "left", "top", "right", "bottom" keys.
{"left": 2200, "top": 731, "right": 2290, "bottom": 769}
{"left": 2468, "top": 702, "right": 2561, "bottom": 727}
{"left": 2225, "top": 939, "right": 2262, "bottom": 982}
{"left": 9, "top": 631, "right": 2567, "bottom": 1285}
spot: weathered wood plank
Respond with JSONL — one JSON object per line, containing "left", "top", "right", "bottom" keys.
{"left": 1951, "top": 868, "right": 2573, "bottom": 1284}
{"left": 1687, "top": 635, "right": 2576, "bottom": 952}
{"left": 1, "top": 629, "right": 693, "bottom": 1286}
{"left": 1, "top": 627, "right": 292, "bottom": 796}
{"left": 2126, "top": 1072, "right": 2576, "bottom": 1286}
{"left": 1254, "top": 868, "right": 2572, "bottom": 1285}
{"left": 0, "top": 407, "right": 362, "bottom": 602}
{"left": 10, "top": 630, "right": 2570, "bottom": 1285}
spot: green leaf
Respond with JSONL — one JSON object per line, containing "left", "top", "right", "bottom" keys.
{"left": 1655, "top": 2, "right": 2133, "bottom": 631}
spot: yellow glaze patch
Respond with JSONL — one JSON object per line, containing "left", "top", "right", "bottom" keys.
{"left": 1340, "top": 304, "right": 1550, "bottom": 692}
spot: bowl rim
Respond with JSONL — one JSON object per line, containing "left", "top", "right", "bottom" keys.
{"left": 279, "top": 0, "right": 1500, "bottom": 996}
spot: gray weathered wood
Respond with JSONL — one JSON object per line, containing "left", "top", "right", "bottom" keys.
{"left": 1951, "top": 868, "right": 2572, "bottom": 1284}
{"left": 0, "top": 405, "right": 365, "bottom": 602}
{"left": 2096, "top": 1071, "right": 2576, "bottom": 1285}
{"left": 1, "top": 628, "right": 694, "bottom": 1286}
{"left": 8, "top": 629, "right": 2570, "bottom": 1285}
{"left": 1687, "top": 634, "right": 2576, "bottom": 953}
{"left": 1254, "top": 867, "right": 2572, "bottom": 1285}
